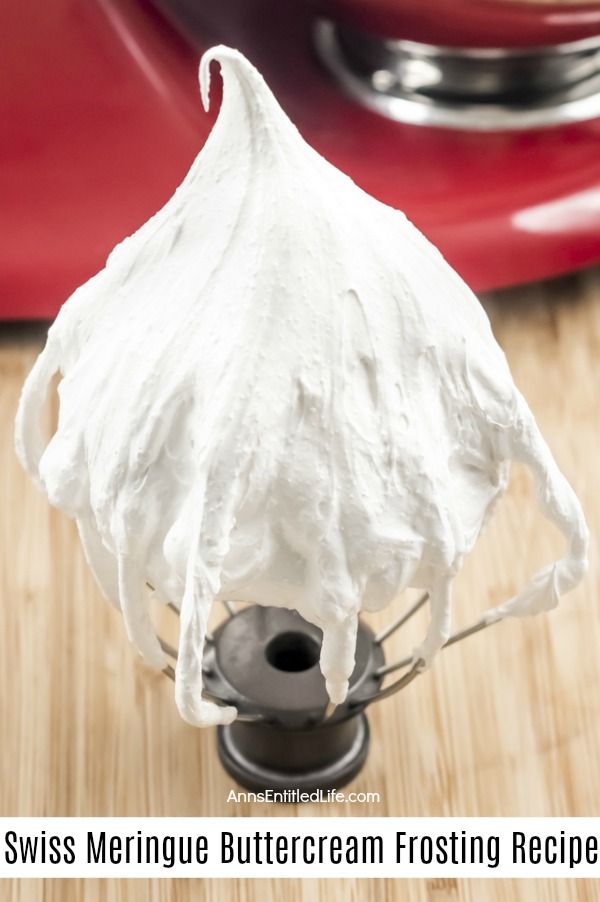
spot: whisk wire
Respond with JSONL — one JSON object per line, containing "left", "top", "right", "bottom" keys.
{"left": 154, "top": 592, "right": 499, "bottom": 718}
{"left": 373, "top": 591, "right": 429, "bottom": 645}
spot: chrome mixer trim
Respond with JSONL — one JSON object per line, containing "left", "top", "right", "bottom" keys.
{"left": 314, "top": 19, "right": 600, "bottom": 130}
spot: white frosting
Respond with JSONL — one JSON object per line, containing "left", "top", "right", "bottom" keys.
{"left": 15, "top": 46, "right": 589, "bottom": 727}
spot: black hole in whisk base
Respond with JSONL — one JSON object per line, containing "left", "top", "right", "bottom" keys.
{"left": 213, "top": 608, "right": 384, "bottom": 793}
{"left": 265, "top": 631, "right": 320, "bottom": 673}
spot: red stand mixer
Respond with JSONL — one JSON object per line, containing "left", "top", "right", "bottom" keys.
{"left": 2, "top": 0, "right": 600, "bottom": 319}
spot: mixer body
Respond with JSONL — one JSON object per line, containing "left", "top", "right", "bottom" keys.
{"left": 2, "top": 0, "right": 600, "bottom": 319}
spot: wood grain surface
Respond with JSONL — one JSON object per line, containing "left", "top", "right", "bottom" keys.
{"left": 1, "top": 266, "right": 600, "bottom": 900}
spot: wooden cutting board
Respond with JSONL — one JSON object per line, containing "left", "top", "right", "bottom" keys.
{"left": 1, "top": 267, "right": 599, "bottom": 901}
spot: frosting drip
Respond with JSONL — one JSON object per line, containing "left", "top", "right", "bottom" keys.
{"left": 15, "top": 46, "right": 588, "bottom": 726}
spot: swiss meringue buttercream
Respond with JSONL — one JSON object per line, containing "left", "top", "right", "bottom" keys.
{"left": 15, "top": 46, "right": 588, "bottom": 727}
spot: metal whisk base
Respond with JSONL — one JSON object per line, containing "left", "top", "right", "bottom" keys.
{"left": 217, "top": 713, "right": 370, "bottom": 795}
{"left": 159, "top": 589, "right": 500, "bottom": 795}
{"left": 204, "top": 605, "right": 384, "bottom": 794}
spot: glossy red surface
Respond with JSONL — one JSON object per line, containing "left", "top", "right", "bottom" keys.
{"left": 2, "top": 0, "right": 600, "bottom": 320}
{"left": 318, "top": 0, "right": 600, "bottom": 49}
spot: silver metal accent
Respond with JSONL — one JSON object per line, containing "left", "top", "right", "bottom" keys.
{"left": 374, "top": 591, "right": 429, "bottom": 645}
{"left": 374, "top": 654, "right": 412, "bottom": 679}
{"left": 314, "top": 19, "right": 600, "bottom": 130}
{"left": 156, "top": 588, "right": 499, "bottom": 721}
{"left": 162, "top": 663, "right": 176, "bottom": 682}
{"left": 161, "top": 649, "right": 263, "bottom": 722}
{"left": 322, "top": 701, "right": 337, "bottom": 722}
{"left": 355, "top": 658, "right": 425, "bottom": 707}
{"left": 159, "top": 599, "right": 263, "bottom": 721}
{"left": 158, "top": 637, "right": 178, "bottom": 660}
{"left": 223, "top": 600, "right": 237, "bottom": 617}
{"left": 373, "top": 614, "right": 496, "bottom": 680}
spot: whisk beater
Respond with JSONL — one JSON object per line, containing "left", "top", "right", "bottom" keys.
{"left": 158, "top": 591, "right": 501, "bottom": 793}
